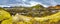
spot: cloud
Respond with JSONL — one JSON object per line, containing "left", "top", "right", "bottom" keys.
{"left": 22, "top": 0, "right": 27, "bottom": 2}
{"left": 47, "top": 0, "right": 57, "bottom": 6}
{"left": 29, "top": 1, "right": 48, "bottom": 7}
{"left": 0, "top": 0, "right": 59, "bottom": 7}
{"left": 0, "top": 5, "right": 10, "bottom": 7}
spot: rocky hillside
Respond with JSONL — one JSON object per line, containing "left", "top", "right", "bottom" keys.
{"left": 48, "top": 5, "right": 60, "bottom": 9}
{"left": 2, "top": 4, "right": 59, "bottom": 17}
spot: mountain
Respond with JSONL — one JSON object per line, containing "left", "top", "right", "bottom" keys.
{"left": 54, "top": 5, "right": 60, "bottom": 9}
{"left": 2, "top": 4, "right": 45, "bottom": 8}
{"left": 3, "top": 4, "right": 46, "bottom": 15}
{"left": 31, "top": 4, "right": 44, "bottom": 8}
{"left": 48, "top": 5, "right": 60, "bottom": 9}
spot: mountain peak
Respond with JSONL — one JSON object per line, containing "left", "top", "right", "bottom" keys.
{"left": 31, "top": 4, "right": 44, "bottom": 8}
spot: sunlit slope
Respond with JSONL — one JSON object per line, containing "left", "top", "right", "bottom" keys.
{"left": 0, "top": 9, "right": 11, "bottom": 21}
{"left": 13, "top": 14, "right": 33, "bottom": 22}
{"left": 14, "top": 12, "right": 60, "bottom": 23}
{"left": 34, "top": 12, "right": 60, "bottom": 22}
{"left": 1, "top": 17, "right": 12, "bottom": 24}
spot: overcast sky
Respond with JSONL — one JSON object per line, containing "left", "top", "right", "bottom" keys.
{"left": 0, "top": 0, "right": 60, "bottom": 7}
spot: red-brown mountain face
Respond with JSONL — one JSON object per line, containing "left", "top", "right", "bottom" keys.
{"left": 48, "top": 5, "right": 60, "bottom": 9}
{"left": 54, "top": 5, "right": 60, "bottom": 9}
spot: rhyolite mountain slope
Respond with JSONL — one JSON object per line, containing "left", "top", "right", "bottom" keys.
{"left": 48, "top": 5, "right": 60, "bottom": 9}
